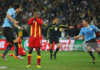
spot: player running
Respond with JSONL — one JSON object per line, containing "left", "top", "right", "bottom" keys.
{"left": 46, "top": 17, "right": 74, "bottom": 60}
{"left": 26, "top": 12, "right": 43, "bottom": 68}
{"left": 74, "top": 18, "right": 100, "bottom": 63}
{"left": 1, "top": 3, "right": 24, "bottom": 61}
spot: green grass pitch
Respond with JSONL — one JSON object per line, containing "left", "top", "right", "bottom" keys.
{"left": 0, "top": 51, "right": 100, "bottom": 70}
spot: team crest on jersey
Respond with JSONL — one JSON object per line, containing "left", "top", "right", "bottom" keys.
{"left": 90, "top": 28, "right": 92, "bottom": 30}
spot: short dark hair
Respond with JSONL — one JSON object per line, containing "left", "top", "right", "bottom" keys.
{"left": 83, "top": 18, "right": 90, "bottom": 23}
{"left": 52, "top": 16, "right": 57, "bottom": 20}
{"left": 13, "top": 3, "right": 20, "bottom": 10}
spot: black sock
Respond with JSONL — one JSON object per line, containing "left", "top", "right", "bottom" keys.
{"left": 3, "top": 44, "right": 12, "bottom": 55}
{"left": 50, "top": 49, "right": 53, "bottom": 58}
{"left": 98, "top": 52, "right": 100, "bottom": 57}
{"left": 54, "top": 48, "right": 59, "bottom": 55}
{"left": 88, "top": 51, "right": 95, "bottom": 59}
{"left": 14, "top": 43, "right": 18, "bottom": 56}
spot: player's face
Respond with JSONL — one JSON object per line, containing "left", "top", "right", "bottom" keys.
{"left": 55, "top": 18, "right": 58, "bottom": 23}
{"left": 16, "top": 7, "right": 21, "bottom": 13}
{"left": 83, "top": 20, "right": 88, "bottom": 26}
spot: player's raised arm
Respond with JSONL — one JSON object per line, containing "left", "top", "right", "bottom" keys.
{"left": 58, "top": 24, "right": 74, "bottom": 29}
{"left": 28, "top": 17, "right": 34, "bottom": 25}
{"left": 36, "top": 17, "right": 43, "bottom": 25}
{"left": 93, "top": 25, "right": 100, "bottom": 32}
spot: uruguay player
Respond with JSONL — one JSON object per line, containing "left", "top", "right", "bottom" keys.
{"left": 1, "top": 3, "right": 24, "bottom": 61}
{"left": 74, "top": 18, "right": 100, "bottom": 63}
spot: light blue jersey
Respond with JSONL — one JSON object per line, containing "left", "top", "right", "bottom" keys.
{"left": 79, "top": 25, "right": 99, "bottom": 41}
{"left": 2, "top": 8, "right": 17, "bottom": 28}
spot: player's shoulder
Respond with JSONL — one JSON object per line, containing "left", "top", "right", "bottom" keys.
{"left": 90, "top": 25, "right": 96, "bottom": 28}
{"left": 7, "top": 8, "right": 15, "bottom": 13}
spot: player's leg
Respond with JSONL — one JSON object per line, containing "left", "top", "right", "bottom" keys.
{"left": 49, "top": 39, "right": 53, "bottom": 60}
{"left": 26, "top": 36, "right": 34, "bottom": 67}
{"left": 93, "top": 42, "right": 100, "bottom": 57}
{"left": 1, "top": 43, "right": 13, "bottom": 62}
{"left": 54, "top": 43, "right": 60, "bottom": 60}
{"left": 13, "top": 38, "right": 24, "bottom": 60}
{"left": 26, "top": 47, "right": 33, "bottom": 67}
{"left": 87, "top": 46, "right": 95, "bottom": 63}
{"left": 1, "top": 28, "right": 14, "bottom": 61}
{"left": 87, "top": 46, "right": 95, "bottom": 59}
{"left": 36, "top": 47, "right": 41, "bottom": 68}
{"left": 35, "top": 37, "right": 42, "bottom": 68}
{"left": 96, "top": 48, "right": 100, "bottom": 57}
{"left": 54, "top": 38, "right": 60, "bottom": 60}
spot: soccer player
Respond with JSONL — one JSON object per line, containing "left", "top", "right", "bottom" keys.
{"left": 74, "top": 18, "right": 100, "bottom": 63}
{"left": 26, "top": 12, "right": 43, "bottom": 68}
{"left": 46, "top": 17, "right": 74, "bottom": 60}
{"left": 8, "top": 37, "right": 26, "bottom": 56}
{"left": 1, "top": 3, "right": 24, "bottom": 61}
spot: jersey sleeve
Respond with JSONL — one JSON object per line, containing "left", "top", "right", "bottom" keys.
{"left": 58, "top": 24, "right": 69, "bottom": 28}
{"left": 93, "top": 25, "right": 99, "bottom": 32}
{"left": 36, "top": 17, "right": 43, "bottom": 25}
{"left": 28, "top": 18, "right": 34, "bottom": 25}
{"left": 79, "top": 28, "right": 84, "bottom": 36}
{"left": 7, "top": 10, "right": 13, "bottom": 16}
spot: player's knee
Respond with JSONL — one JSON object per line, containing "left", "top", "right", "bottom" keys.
{"left": 50, "top": 44, "right": 53, "bottom": 49}
{"left": 37, "top": 51, "right": 40, "bottom": 55}
{"left": 96, "top": 48, "right": 100, "bottom": 52}
{"left": 57, "top": 44, "right": 60, "bottom": 48}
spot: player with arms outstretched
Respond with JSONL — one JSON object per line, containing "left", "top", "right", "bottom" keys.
{"left": 26, "top": 12, "right": 43, "bottom": 68}
{"left": 46, "top": 17, "right": 74, "bottom": 60}
{"left": 74, "top": 18, "right": 100, "bottom": 63}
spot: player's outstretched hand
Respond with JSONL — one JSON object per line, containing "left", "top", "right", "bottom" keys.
{"left": 20, "top": 27, "right": 23, "bottom": 30}
{"left": 74, "top": 36, "right": 78, "bottom": 40}
{"left": 70, "top": 26, "right": 74, "bottom": 29}
{"left": 14, "top": 21, "right": 19, "bottom": 24}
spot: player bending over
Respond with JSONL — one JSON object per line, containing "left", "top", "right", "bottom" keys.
{"left": 46, "top": 17, "right": 74, "bottom": 60}
{"left": 26, "top": 12, "right": 43, "bottom": 68}
{"left": 74, "top": 18, "right": 100, "bottom": 63}
{"left": 8, "top": 37, "right": 26, "bottom": 56}
{"left": 1, "top": 3, "right": 24, "bottom": 62}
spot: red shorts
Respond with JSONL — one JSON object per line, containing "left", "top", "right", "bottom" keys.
{"left": 29, "top": 36, "right": 42, "bottom": 48}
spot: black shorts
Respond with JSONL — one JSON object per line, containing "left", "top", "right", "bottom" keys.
{"left": 85, "top": 38, "right": 99, "bottom": 50}
{"left": 3, "top": 27, "right": 17, "bottom": 42}
{"left": 49, "top": 37, "right": 59, "bottom": 44}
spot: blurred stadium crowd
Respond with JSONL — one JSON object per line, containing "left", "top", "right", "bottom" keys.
{"left": 0, "top": 0, "right": 100, "bottom": 39}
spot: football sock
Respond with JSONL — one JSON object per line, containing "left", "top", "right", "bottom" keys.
{"left": 37, "top": 55, "right": 41, "bottom": 65}
{"left": 14, "top": 43, "right": 18, "bottom": 56}
{"left": 88, "top": 51, "right": 95, "bottom": 59}
{"left": 54, "top": 48, "right": 59, "bottom": 55}
{"left": 3, "top": 44, "right": 12, "bottom": 55}
{"left": 50, "top": 49, "right": 53, "bottom": 58}
{"left": 28, "top": 54, "right": 32, "bottom": 65}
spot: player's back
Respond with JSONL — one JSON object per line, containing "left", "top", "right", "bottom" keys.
{"left": 2, "top": 8, "right": 16, "bottom": 28}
